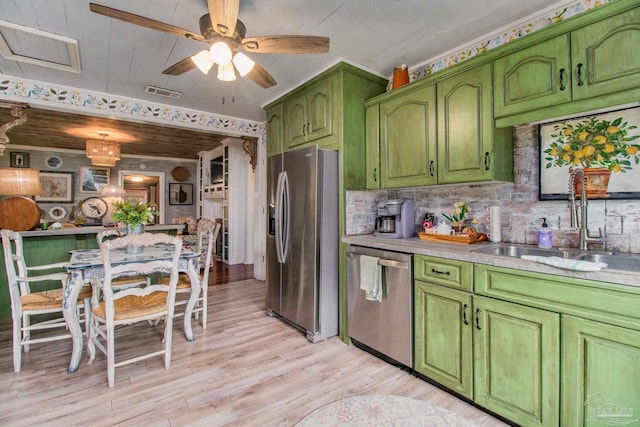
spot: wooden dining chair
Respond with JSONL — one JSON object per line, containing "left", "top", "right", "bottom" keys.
{"left": 87, "top": 232, "right": 182, "bottom": 387}
{"left": 1, "top": 229, "right": 92, "bottom": 373}
{"left": 96, "top": 229, "right": 150, "bottom": 289}
{"left": 161, "top": 219, "right": 220, "bottom": 329}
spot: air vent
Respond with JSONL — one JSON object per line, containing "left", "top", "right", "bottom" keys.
{"left": 144, "top": 85, "right": 183, "bottom": 99}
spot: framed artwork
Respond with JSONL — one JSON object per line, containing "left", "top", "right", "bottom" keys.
{"left": 169, "top": 183, "right": 193, "bottom": 205}
{"left": 539, "top": 106, "right": 640, "bottom": 200}
{"left": 36, "top": 172, "right": 74, "bottom": 202}
{"left": 10, "top": 152, "right": 29, "bottom": 168}
{"left": 44, "top": 155, "right": 64, "bottom": 169}
{"left": 80, "top": 166, "right": 110, "bottom": 193}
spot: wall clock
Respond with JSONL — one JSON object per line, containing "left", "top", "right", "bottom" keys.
{"left": 80, "top": 197, "right": 108, "bottom": 220}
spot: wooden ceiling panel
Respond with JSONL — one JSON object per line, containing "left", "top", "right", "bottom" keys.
{"left": 0, "top": 107, "right": 226, "bottom": 159}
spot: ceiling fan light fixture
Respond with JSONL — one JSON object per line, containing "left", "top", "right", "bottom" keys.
{"left": 232, "top": 52, "right": 255, "bottom": 76}
{"left": 191, "top": 49, "right": 214, "bottom": 74}
{"left": 217, "top": 62, "right": 236, "bottom": 81}
{"left": 209, "top": 41, "right": 232, "bottom": 65}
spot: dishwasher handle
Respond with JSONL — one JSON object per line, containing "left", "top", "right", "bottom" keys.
{"left": 347, "top": 252, "right": 409, "bottom": 270}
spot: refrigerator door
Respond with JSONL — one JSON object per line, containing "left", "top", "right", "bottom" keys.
{"left": 281, "top": 146, "right": 319, "bottom": 333}
{"left": 266, "top": 153, "right": 283, "bottom": 313}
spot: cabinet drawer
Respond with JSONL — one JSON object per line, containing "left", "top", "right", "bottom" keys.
{"left": 414, "top": 255, "right": 473, "bottom": 292}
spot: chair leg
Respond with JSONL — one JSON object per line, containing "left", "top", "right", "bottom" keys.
{"left": 163, "top": 314, "right": 173, "bottom": 369}
{"left": 107, "top": 326, "right": 115, "bottom": 388}
{"left": 22, "top": 313, "right": 30, "bottom": 353}
{"left": 201, "top": 284, "right": 208, "bottom": 329}
{"left": 87, "top": 318, "right": 97, "bottom": 364}
{"left": 12, "top": 315, "right": 22, "bottom": 373}
{"left": 83, "top": 298, "right": 91, "bottom": 337}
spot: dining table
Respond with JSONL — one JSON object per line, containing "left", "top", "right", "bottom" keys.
{"left": 62, "top": 244, "right": 201, "bottom": 374}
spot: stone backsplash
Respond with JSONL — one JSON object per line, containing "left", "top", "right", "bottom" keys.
{"left": 346, "top": 124, "right": 640, "bottom": 253}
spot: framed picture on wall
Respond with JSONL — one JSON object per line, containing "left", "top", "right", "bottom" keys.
{"left": 36, "top": 172, "right": 74, "bottom": 202}
{"left": 169, "top": 183, "right": 193, "bottom": 205}
{"left": 10, "top": 152, "right": 29, "bottom": 168}
{"left": 80, "top": 166, "right": 110, "bottom": 193}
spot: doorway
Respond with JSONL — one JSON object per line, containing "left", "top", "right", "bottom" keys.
{"left": 117, "top": 170, "right": 165, "bottom": 224}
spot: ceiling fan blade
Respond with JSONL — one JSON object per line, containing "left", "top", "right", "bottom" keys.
{"left": 90, "top": 3, "right": 204, "bottom": 42}
{"left": 163, "top": 57, "right": 197, "bottom": 75}
{"left": 207, "top": 0, "right": 239, "bottom": 37}
{"left": 241, "top": 36, "right": 330, "bottom": 54}
{"left": 246, "top": 63, "right": 277, "bottom": 88}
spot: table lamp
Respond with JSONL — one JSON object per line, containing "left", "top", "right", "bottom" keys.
{"left": 0, "top": 168, "right": 43, "bottom": 231}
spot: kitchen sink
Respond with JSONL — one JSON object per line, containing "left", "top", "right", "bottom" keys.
{"left": 473, "top": 244, "right": 640, "bottom": 272}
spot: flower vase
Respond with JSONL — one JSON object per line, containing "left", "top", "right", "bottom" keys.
{"left": 451, "top": 220, "right": 465, "bottom": 234}
{"left": 125, "top": 223, "right": 144, "bottom": 254}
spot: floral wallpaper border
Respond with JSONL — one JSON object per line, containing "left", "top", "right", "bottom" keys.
{"left": 0, "top": 74, "right": 264, "bottom": 137}
{"left": 404, "top": 0, "right": 613, "bottom": 87}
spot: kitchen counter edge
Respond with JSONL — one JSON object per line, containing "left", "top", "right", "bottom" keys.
{"left": 18, "top": 224, "right": 183, "bottom": 238}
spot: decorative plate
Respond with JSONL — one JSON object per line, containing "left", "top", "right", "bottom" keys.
{"left": 48, "top": 206, "right": 67, "bottom": 220}
{"left": 171, "top": 166, "right": 190, "bottom": 182}
{"left": 80, "top": 197, "right": 108, "bottom": 219}
{"left": 44, "top": 155, "right": 63, "bottom": 169}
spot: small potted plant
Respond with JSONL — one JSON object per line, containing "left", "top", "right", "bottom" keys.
{"left": 111, "top": 198, "right": 158, "bottom": 253}
{"left": 442, "top": 201, "right": 471, "bottom": 233}
{"left": 544, "top": 115, "right": 640, "bottom": 197}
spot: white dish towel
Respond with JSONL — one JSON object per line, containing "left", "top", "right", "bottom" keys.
{"left": 521, "top": 255, "right": 607, "bottom": 271}
{"left": 360, "top": 255, "right": 383, "bottom": 302}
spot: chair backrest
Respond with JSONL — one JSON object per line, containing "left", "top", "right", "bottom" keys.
{"left": 96, "top": 229, "right": 121, "bottom": 246}
{"left": 1, "top": 229, "right": 28, "bottom": 309}
{"left": 100, "top": 232, "right": 183, "bottom": 321}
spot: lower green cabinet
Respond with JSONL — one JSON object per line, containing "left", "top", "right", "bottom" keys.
{"left": 474, "top": 295, "right": 560, "bottom": 427}
{"left": 414, "top": 280, "right": 473, "bottom": 398}
{"left": 562, "top": 315, "right": 640, "bottom": 427}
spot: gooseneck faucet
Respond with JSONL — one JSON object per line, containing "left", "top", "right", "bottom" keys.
{"left": 568, "top": 169, "right": 604, "bottom": 251}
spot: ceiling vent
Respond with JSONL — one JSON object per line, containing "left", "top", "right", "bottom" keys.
{"left": 144, "top": 85, "right": 183, "bottom": 99}
{"left": 0, "top": 20, "right": 80, "bottom": 73}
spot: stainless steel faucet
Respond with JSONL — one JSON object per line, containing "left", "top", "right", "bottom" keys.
{"left": 568, "top": 169, "right": 605, "bottom": 251}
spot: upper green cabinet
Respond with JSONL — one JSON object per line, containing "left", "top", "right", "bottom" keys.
{"left": 378, "top": 84, "right": 437, "bottom": 188}
{"left": 266, "top": 102, "right": 284, "bottom": 157}
{"left": 437, "top": 63, "right": 512, "bottom": 184}
{"left": 493, "top": 35, "right": 572, "bottom": 117}
{"left": 285, "top": 76, "right": 334, "bottom": 149}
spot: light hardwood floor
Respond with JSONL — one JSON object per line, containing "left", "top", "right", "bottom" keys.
{"left": 0, "top": 268, "right": 509, "bottom": 426}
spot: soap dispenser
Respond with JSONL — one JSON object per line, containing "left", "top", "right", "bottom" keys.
{"left": 538, "top": 218, "right": 553, "bottom": 248}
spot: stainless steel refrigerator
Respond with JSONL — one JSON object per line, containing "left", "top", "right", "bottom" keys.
{"left": 266, "top": 145, "right": 338, "bottom": 342}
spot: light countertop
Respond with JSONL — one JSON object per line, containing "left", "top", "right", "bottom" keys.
{"left": 19, "top": 224, "right": 182, "bottom": 238}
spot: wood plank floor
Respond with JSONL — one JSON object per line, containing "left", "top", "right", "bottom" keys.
{"left": 0, "top": 264, "right": 509, "bottom": 427}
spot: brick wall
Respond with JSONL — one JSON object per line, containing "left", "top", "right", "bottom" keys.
{"left": 346, "top": 125, "right": 640, "bottom": 253}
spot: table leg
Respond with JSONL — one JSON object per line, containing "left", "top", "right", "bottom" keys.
{"left": 62, "top": 270, "right": 85, "bottom": 374}
{"left": 183, "top": 260, "right": 200, "bottom": 342}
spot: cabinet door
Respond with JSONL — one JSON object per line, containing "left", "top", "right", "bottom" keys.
{"left": 414, "top": 281, "right": 473, "bottom": 399}
{"left": 286, "top": 93, "right": 307, "bottom": 148}
{"left": 379, "top": 84, "right": 437, "bottom": 188}
{"left": 494, "top": 34, "right": 572, "bottom": 117}
{"left": 365, "top": 104, "right": 380, "bottom": 189}
{"left": 572, "top": 7, "right": 640, "bottom": 100}
{"left": 562, "top": 315, "right": 640, "bottom": 427}
{"left": 266, "top": 103, "right": 284, "bottom": 157}
{"left": 306, "top": 77, "right": 333, "bottom": 142}
{"left": 437, "top": 63, "right": 493, "bottom": 184}
{"left": 474, "top": 296, "right": 560, "bottom": 427}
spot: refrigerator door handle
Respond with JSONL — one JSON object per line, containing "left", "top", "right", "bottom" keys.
{"left": 281, "top": 171, "right": 291, "bottom": 261}
{"left": 275, "top": 171, "right": 285, "bottom": 264}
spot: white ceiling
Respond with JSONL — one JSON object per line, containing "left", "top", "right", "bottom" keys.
{"left": 0, "top": 0, "right": 556, "bottom": 123}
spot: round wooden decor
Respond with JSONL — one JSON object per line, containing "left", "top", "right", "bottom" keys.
{"left": 171, "top": 166, "right": 190, "bottom": 182}
{"left": 0, "top": 197, "right": 41, "bottom": 231}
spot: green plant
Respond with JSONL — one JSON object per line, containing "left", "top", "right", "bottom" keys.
{"left": 544, "top": 115, "right": 640, "bottom": 172}
{"left": 111, "top": 198, "right": 157, "bottom": 225}
{"left": 442, "top": 201, "right": 470, "bottom": 223}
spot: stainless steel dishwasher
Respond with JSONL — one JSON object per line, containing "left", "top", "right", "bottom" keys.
{"left": 347, "top": 245, "right": 413, "bottom": 368}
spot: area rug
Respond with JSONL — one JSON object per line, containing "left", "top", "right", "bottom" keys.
{"left": 295, "top": 394, "right": 479, "bottom": 426}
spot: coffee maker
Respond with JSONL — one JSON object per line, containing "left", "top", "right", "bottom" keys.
{"left": 373, "top": 199, "right": 416, "bottom": 238}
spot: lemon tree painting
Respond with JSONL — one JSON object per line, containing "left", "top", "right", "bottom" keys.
{"left": 539, "top": 107, "right": 640, "bottom": 200}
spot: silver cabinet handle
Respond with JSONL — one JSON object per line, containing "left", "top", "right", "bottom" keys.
{"left": 347, "top": 253, "right": 409, "bottom": 269}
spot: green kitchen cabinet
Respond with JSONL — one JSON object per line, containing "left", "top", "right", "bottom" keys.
{"left": 437, "top": 63, "right": 512, "bottom": 184}
{"left": 562, "top": 315, "right": 640, "bottom": 427}
{"left": 377, "top": 84, "right": 437, "bottom": 188}
{"left": 493, "top": 34, "right": 572, "bottom": 117}
{"left": 285, "top": 75, "right": 334, "bottom": 149}
{"left": 365, "top": 104, "right": 380, "bottom": 189}
{"left": 414, "top": 280, "right": 473, "bottom": 399}
{"left": 473, "top": 295, "right": 560, "bottom": 427}
{"left": 266, "top": 102, "right": 284, "bottom": 157}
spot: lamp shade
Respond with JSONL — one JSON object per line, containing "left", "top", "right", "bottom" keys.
{"left": 0, "top": 168, "right": 42, "bottom": 196}
{"left": 90, "top": 156, "right": 118, "bottom": 167}
{"left": 100, "top": 184, "right": 126, "bottom": 197}
{"left": 86, "top": 136, "right": 120, "bottom": 167}
{"left": 232, "top": 52, "right": 255, "bottom": 76}
{"left": 191, "top": 49, "right": 214, "bottom": 74}
{"left": 217, "top": 62, "right": 236, "bottom": 81}
{"left": 210, "top": 41, "right": 232, "bottom": 65}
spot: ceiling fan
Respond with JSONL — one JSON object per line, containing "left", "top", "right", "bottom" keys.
{"left": 89, "top": 1, "right": 330, "bottom": 88}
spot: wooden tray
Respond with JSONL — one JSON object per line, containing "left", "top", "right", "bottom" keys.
{"left": 418, "top": 231, "right": 487, "bottom": 244}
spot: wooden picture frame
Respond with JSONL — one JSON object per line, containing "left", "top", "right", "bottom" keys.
{"left": 10, "top": 152, "right": 29, "bottom": 168}
{"left": 169, "top": 183, "right": 193, "bottom": 205}
{"left": 36, "top": 171, "right": 74, "bottom": 202}
{"left": 80, "top": 166, "right": 110, "bottom": 193}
